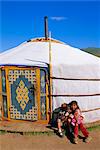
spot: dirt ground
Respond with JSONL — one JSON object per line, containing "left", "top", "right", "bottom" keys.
{"left": 0, "top": 128, "right": 100, "bottom": 150}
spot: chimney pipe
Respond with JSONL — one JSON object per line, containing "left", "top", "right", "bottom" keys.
{"left": 44, "top": 16, "right": 48, "bottom": 40}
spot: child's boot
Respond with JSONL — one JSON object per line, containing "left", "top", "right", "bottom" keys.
{"left": 85, "top": 136, "right": 92, "bottom": 143}
{"left": 73, "top": 137, "right": 78, "bottom": 144}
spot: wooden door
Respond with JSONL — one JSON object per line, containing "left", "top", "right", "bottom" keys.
{"left": 8, "top": 68, "right": 38, "bottom": 121}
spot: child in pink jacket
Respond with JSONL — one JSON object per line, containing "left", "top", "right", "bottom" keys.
{"left": 70, "top": 101, "right": 91, "bottom": 144}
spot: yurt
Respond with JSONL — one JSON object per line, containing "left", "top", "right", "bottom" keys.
{"left": 0, "top": 36, "right": 100, "bottom": 124}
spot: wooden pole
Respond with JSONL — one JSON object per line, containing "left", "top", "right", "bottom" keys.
{"left": 49, "top": 31, "right": 53, "bottom": 119}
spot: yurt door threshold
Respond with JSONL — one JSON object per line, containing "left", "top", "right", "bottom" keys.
{"left": 0, "top": 66, "right": 49, "bottom": 123}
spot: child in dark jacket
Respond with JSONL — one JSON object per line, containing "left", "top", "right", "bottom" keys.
{"left": 57, "top": 103, "right": 70, "bottom": 137}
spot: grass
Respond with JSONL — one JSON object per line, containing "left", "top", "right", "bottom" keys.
{"left": 24, "top": 131, "right": 55, "bottom": 136}
{"left": 0, "top": 125, "right": 100, "bottom": 136}
{"left": 0, "top": 130, "right": 7, "bottom": 135}
{"left": 87, "top": 124, "right": 100, "bottom": 131}
{"left": 0, "top": 130, "right": 55, "bottom": 136}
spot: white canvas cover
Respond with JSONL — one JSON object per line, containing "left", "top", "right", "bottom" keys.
{"left": 0, "top": 38, "right": 100, "bottom": 123}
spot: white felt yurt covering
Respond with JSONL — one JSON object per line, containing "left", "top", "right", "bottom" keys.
{"left": 0, "top": 38, "right": 100, "bottom": 123}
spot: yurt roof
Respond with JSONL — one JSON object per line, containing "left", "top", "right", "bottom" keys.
{"left": 0, "top": 37, "right": 100, "bottom": 79}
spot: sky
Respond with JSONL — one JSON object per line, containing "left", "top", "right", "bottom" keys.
{"left": 0, "top": 0, "right": 100, "bottom": 52}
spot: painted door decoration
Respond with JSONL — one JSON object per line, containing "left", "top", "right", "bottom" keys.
{"left": 40, "top": 70, "right": 47, "bottom": 120}
{"left": 8, "top": 69, "right": 38, "bottom": 121}
{"left": 1, "top": 70, "right": 8, "bottom": 118}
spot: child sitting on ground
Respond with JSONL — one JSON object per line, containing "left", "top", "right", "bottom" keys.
{"left": 69, "top": 101, "right": 91, "bottom": 144}
{"left": 57, "top": 103, "right": 70, "bottom": 137}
